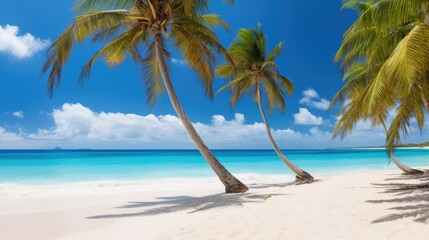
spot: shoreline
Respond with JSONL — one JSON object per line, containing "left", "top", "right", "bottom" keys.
{"left": 1, "top": 167, "right": 429, "bottom": 240}
{"left": 1, "top": 147, "right": 429, "bottom": 151}
{"left": 0, "top": 167, "right": 397, "bottom": 198}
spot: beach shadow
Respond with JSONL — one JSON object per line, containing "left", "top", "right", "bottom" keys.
{"left": 88, "top": 192, "right": 284, "bottom": 219}
{"left": 368, "top": 172, "right": 429, "bottom": 224}
{"left": 247, "top": 181, "right": 296, "bottom": 189}
{"left": 248, "top": 179, "right": 322, "bottom": 189}
{"left": 383, "top": 169, "right": 429, "bottom": 182}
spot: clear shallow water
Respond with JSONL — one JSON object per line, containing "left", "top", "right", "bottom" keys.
{"left": 1, "top": 149, "right": 429, "bottom": 184}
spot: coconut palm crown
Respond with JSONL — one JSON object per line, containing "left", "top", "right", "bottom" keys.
{"left": 332, "top": 0, "right": 425, "bottom": 175}
{"left": 216, "top": 23, "right": 314, "bottom": 182}
{"left": 42, "top": 0, "right": 249, "bottom": 193}
{"left": 44, "top": 0, "right": 233, "bottom": 103}
{"left": 334, "top": 0, "right": 429, "bottom": 153}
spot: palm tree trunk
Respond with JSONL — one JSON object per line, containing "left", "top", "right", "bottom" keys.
{"left": 381, "top": 122, "right": 423, "bottom": 175}
{"left": 153, "top": 33, "right": 248, "bottom": 193}
{"left": 256, "top": 85, "right": 314, "bottom": 182}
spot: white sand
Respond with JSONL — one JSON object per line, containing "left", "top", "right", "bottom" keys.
{"left": 1, "top": 169, "right": 429, "bottom": 240}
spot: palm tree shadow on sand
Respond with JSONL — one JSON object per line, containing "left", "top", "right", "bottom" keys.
{"left": 368, "top": 170, "right": 429, "bottom": 224}
{"left": 87, "top": 183, "right": 294, "bottom": 220}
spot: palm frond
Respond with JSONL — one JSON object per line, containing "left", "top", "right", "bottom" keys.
{"left": 387, "top": 84, "right": 425, "bottom": 153}
{"left": 352, "top": 0, "right": 422, "bottom": 33}
{"left": 79, "top": 26, "right": 143, "bottom": 84}
{"left": 366, "top": 24, "right": 429, "bottom": 109}
{"left": 42, "top": 10, "right": 131, "bottom": 95}
{"left": 342, "top": 0, "right": 376, "bottom": 13}
{"left": 73, "top": 0, "right": 138, "bottom": 13}
{"left": 142, "top": 40, "right": 171, "bottom": 106}
{"left": 263, "top": 71, "right": 286, "bottom": 113}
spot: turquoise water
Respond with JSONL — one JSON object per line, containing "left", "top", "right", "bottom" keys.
{"left": 0, "top": 149, "right": 429, "bottom": 184}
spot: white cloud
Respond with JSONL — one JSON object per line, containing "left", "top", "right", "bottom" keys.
{"left": 299, "top": 88, "right": 330, "bottom": 110}
{"left": 0, "top": 24, "right": 50, "bottom": 58}
{"left": 28, "top": 104, "right": 271, "bottom": 148}
{"left": 12, "top": 111, "right": 24, "bottom": 119}
{"left": 293, "top": 108, "right": 323, "bottom": 125}
{"left": 0, "top": 103, "right": 319, "bottom": 149}
{"left": 0, "top": 127, "right": 36, "bottom": 149}
{"left": 31, "top": 103, "right": 188, "bottom": 144}
{"left": 171, "top": 58, "right": 187, "bottom": 66}
{"left": 1, "top": 103, "right": 428, "bottom": 149}
{"left": 0, "top": 127, "right": 22, "bottom": 141}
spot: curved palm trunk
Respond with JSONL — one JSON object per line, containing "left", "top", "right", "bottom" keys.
{"left": 153, "top": 34, "right": 248, "bottom": 193}
{"left": 381, "top": 122, "right": 423, "bottom": 175}
{"left": 256, "top": 86, "right": 314, "bottom": 182}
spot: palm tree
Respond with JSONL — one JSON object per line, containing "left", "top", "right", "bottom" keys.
{"left": 42, "top": 0, "right": 248, "bottom": 193}
{"left": 331, "top": 64, "right": 423, "bottom": 175}
{"left": 335, "top": 0, "right": 429, "bottom": 156}
{"left": 216, "top": 24, "right": 314, "bottom": 182}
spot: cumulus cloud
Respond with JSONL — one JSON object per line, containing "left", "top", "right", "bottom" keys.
{"left": 0, "top": 103, "right": 313, "bottom": 149}
{"left": 0, "top": 127, "right": 22, "bottom": 141}
{"left": 299, "top": 88, "right": 330, "bottom": 110}
{"left": 0, "top": 24, "right": 50, "bottom": 58}
{"left": 2, "top": 103, "right": 428, "bottom": 149}
{"left": 171, "top": 58, "right": 187, "bottom": 66}
{"left": 28, "top": 103, "right": 268, "bottom": 148}
{"left": 293, "top": 108, "right": 323, "bottom": 125}
{"left": 0, "top": 127, "right": 37, "bottom": 149}
{"left": 31, "top": 103, "right": 189, "bottom": 145}
{"left": 12, "top": 111, "right": 24, "bottom": 119}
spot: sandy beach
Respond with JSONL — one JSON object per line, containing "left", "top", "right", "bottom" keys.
{"left": 1, "top": 168, "right": 429, "bottom": 240}
{"left": 3, "top": 0, "right": 429, "bottom": 239}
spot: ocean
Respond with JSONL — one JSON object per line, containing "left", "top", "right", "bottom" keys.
{"left": 1, "top": 149, "right": 428, "bottom": 185}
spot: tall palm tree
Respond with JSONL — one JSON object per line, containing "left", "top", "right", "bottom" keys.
{"left": 42, "top": 0, "right": 248, "bottom": 193}
{"left": 216, "top": 24, "right": 314, "bottom": 182}
{"left": 335, "top": 0, "right": 429, "bottom": 155}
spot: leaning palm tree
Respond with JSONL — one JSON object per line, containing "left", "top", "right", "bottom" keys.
{"left": 335, "top": 0, "right": 429, "bottom": 155}
{"left": 42, "top": 0, "right": 248, "bottom": 193}
{"left": 331, "top": 64, "right": 423, "bottom": 175}
{"left": 216, "top": 24, "right": 314, "bottom": 182}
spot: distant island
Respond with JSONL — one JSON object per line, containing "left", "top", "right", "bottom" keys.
{"left": 396, "top": 142, "right": 429, "bottom": 148}
{"left": 360, "top": 142, "right": 429, "bottom": 149}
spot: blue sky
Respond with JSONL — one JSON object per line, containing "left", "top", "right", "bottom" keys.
{"left": 0, "top": 0, "right": 427, "bottom": 149}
